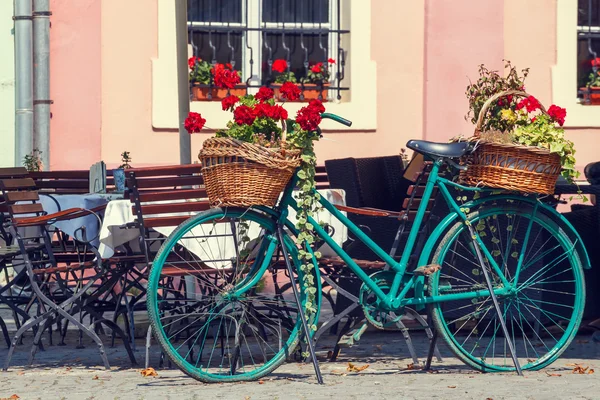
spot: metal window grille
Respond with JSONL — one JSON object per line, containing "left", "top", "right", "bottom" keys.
{"left": 188, "top": 0, "right": 349, "bottom": 101}
{"left": 577, "top": 0, "right": 600, "bottom": 99}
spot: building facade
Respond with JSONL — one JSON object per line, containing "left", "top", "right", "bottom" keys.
{"left": 3, "top": 0, "right": 599, "bottom": 172}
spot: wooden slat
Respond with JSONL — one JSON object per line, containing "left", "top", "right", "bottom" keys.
{"left": 0, "top": 167, "right": 28, "bottom": 178}
{"left": 134, "top": 176, "right": 203, "bottom": 189}
{"left": 5, "top": 191, "right": 39, "bottom": 202}
{"left": 334, "top": 204, "right": 400, "bottom": 217}
{"left": 30, "top": 170, "right": 88, "bottom": 179}
{"left": 401, "top": 198, "right": 434, "bottom": 210}
{"left": 411, "top": 171, "right": 430, "bottom": 182}
{"left": 406, "top": 186, "right": 438, "bottom": 197}
{"left": 135, "top": 188, "right": 207, "bottom": 203}
{"left": 143, "top": 215, "right": 190, "bottom": 228}
{"left": 128, "top": 164, "right": 203, "bottom": 178}
{"left": 9, "top": 203, "right": 44, "bottom": 215}
{"left": 0, "top": 178, "right": 36, "bottom": 189}
{"left": 134, "top": 201, "right": 211, "bottom": 216}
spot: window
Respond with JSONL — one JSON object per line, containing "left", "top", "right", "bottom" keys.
{"left": 187, "top": 0, "right": 349, "bottom": 101}
{"left": 577, "top": 0, "right": 600, "bottom": 100}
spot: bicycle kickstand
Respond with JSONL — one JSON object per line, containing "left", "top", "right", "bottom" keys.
{"left": 466, "top": 224, "right": 523, "bottom": 376}
{"left": 276, "top": 225, "right": 324, "bottom": 384}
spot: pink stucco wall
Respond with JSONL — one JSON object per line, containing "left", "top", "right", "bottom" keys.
{"left": 49, "top": 0, "right": 102, "bottom": 170}
{"left": 423, "top": 0, "right": 504, "bottom": 143}
{"left": 48, "top": 0, "right": 597, "bottom": 171}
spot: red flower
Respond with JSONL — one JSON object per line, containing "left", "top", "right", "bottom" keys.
{"left": 188, "top": 56, "right": 201, "bottom": 70}
{"left": 253, "top": 102, "right": 271, "bottom": 119}
{"left": 311, "top": 62, "right": 323, "bottom": 73}
{"left": 255, "top": 86, "right": 274, "bottom": 102}
{"left": 328, "top": 58, "right": 336, "bottom": 64}
{"left": 272, "top": 59, "right": 288, "bottom": 74}
{"left": 221, "top": 95, "right": 239, "bottom": 111}
{"left": 184, "top": 112, "right": 206, "bottom": 134}
{"left": 226, "top": 63, "right": 233, "bottom": 70}
{"left": 308, "top": 99, "right": 326, "bottom": 114}
{"left": 280, "top": 82, "right": 301, "bottom": 101}
{"left": 233, "top": 105, "right": 256, "bottom": 126}
{"left": 212, "top": 63, "right": 241, "bottom": 89}
{"left": 516, "top": 96, "right": 541, "bottom": 113}
{"left": 268, "top": 104, "right": 288, "bottom": 121}
{"left": 296, "top": 106, "right": 321, "bottom": 131}
{"left": 547, "top": 104, "right": 567, "bottom": 126}
{"left": 591, "top": 58, "right": 600, "bottom": 68}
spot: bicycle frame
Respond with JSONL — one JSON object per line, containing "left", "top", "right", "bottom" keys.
{"left": 262, "top": 157, "right": 589, "bottom": 312}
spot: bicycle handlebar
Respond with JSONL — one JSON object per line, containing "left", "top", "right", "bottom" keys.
{"left": 321, "top": 113, "right": 352, "bottom": 127}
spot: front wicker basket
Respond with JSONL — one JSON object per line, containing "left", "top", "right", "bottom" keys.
{"left": 199, "top": 137, "right": 301, "bottom": 207}
{"left": 460, "top": 90, "right": 562, "bottom": 195}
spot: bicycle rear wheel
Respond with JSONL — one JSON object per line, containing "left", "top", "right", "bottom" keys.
{"left": 428, "top": 204, "right": 585, "bottom": 372}
{"left": 147, "top": 207, "right": 318, "bottom": 382}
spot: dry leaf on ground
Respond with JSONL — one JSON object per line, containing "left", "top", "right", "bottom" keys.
{"left": 92, "top": 375, "right": 99, "bottom": 380}
{"left": 545, "top": 372, "right": 562, "bottom": 377}
{"left": 447, "top": 385, "right": 457, "bottom": 388}
{"left": 1, "top": 395, "right": 20, "bottom": 400}
{"left": 258, "top": 380, "right": 265, "bottom": 385}
{"left": 404, "top": 363, "right": 422, "bottom": 371}
{"left": 140, "top": 367, "right": 158, "bottom": 377}
{"left": 347, "top": 362, "right": 369, "bottom": 372}
{"left": 572, "top": 365, "right": 591, "bottom": 374}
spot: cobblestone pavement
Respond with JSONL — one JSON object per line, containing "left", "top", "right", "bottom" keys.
{"left": 0, "top": 325, "right": 598, "bottom": 400}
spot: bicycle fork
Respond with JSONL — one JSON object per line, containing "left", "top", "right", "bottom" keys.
{"left": 465, "top": 223, "right": 523, "bottom": 376}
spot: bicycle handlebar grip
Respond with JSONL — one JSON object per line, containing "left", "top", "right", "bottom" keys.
{"left": 321, "top": 112, "right": 352, "bottom": 127}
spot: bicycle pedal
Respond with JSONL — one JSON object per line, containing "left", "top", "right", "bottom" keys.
{"left": 337, "top": 323, "right": 368, "bottom": 348}
{"left": 413, "top": 264, "right": 441, "bottom": 276}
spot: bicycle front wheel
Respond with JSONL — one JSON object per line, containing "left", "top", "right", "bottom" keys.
{"left": 428, "top": 204, "right": 585, "bottom": 372}
{"left": 147, "top": 207, "right": 319, "bottom": 383}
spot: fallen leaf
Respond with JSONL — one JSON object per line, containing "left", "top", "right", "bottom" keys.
{"left": 447, "top": 385, "right": 457, "bottom": 388}
{"left": 258, "top": 380, "right": 265, "bottom": 385}
{"left": 140, "top": 367, "right": 158, "bottom": 377}
{"left": 330, "top": 369, "right": 347, "bottom": 376}
{"left": 7, "top": 395, "right": 19, "bottom": 400}
{"left": 65, "top": 367, "right": 72, "bottom": 372}
{"left": 16, "top": 371, "right": 24, "bottom": 376}
{"left": 347, "top": 362, "right": 369, "bottom": 372}
{"left": 589, "top": 369, "right": 595, "bottom": 374}
{"left": 92, "top": 375, "right": 99, "bottom": 380}
{"left": 572, "top": 365, "right": 590, "bottom": 374}
{"left": 545, "top": 372, "right": 562, "bottom": 377}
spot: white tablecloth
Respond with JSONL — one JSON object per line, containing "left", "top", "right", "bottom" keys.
{"left": 97, "top": 189, "right": 347, "bottom": 260}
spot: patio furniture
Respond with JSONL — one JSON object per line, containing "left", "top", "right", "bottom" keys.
{"left": 0, "top": 168, "right": 136, "bottom": 369}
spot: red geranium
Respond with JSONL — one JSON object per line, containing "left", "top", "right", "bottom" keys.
{"left": 233, "top": 105, "right": 256, "bottom": 126}
{"left": 255, "top": 86, "right": 274, "bottom": 102}
{"left": 212, "top": 63, "right": 241, "bottom": 89}
{"left": 221, "top": 95, "right": 239, "bottom": 111}
{"left": 311, "top": 62, "right": 323, "bottom": 73}
{"left": 188, "top": 56, "right": 201, "bottom": 70}
{"left": 591, "top": 58, "right": 600, "bottom": 68}
{"left": 308, "top": 99, "right": 325, "bottom": 114}
{"left": 547, "top": 104, "right": 567, "bottom": 126}
{"left": 516, "top": 96, "right": 541, "bottom": 113}
{"left": 296, "top": 106, "right": 321, "bottom": 132}
{"left": 268, "top": 104, "right": 288, "bottom": 121}
{"left": 184, "top": 112, "right": 206, "bottom": 134}
{"left": 272, "top": 59, "right": 288, "bottom": 74}
{"left": 279, "top": 82, "right": 301, "bottom": 101}
{"left": 253, "top": 102, "right": 271, "bottom": 119}
{"left": 328, "top": 58, "right": 336, "bottom": 64}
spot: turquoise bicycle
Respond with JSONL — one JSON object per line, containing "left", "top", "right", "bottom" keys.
{"left": 146, "top": 113, "right": 589, "bottom": 383}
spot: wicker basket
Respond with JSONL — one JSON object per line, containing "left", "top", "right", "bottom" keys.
{"left": 198, "top": 135, "right": 301, "bottom": 207}
{"left": 460, "top": 90, "right": 562, "bottom": 195}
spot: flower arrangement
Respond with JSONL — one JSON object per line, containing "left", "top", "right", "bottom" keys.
{"left": 465, "top": 61, "right": 578, "bottom": 184}
{"left": 271, "top": 59, "right": 297, "bottom": 84}
{"left": 188, "top": 56, "right": 242, "bottom": 87}
{"left": 185, "top": 83, "right": 328, "bottom": 325}
{"left": 118, "top": 151, "right": 133, "bottom": 169}
{"left": 23, "top": 148, "right": 43, "bottom": 172}
{"left": 302, "top": 59, "right": 335, "bottom": 84}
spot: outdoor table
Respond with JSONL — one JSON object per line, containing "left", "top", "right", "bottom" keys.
{"left": 29, "top": 193, "right": 122, "bottom": 247}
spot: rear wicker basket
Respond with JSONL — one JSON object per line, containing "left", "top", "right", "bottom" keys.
{"left": 460, "top": 90, "right": 562, "bottom": 195}
{"left": 199, "top": 137, "right": 301, "bottom": 207}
